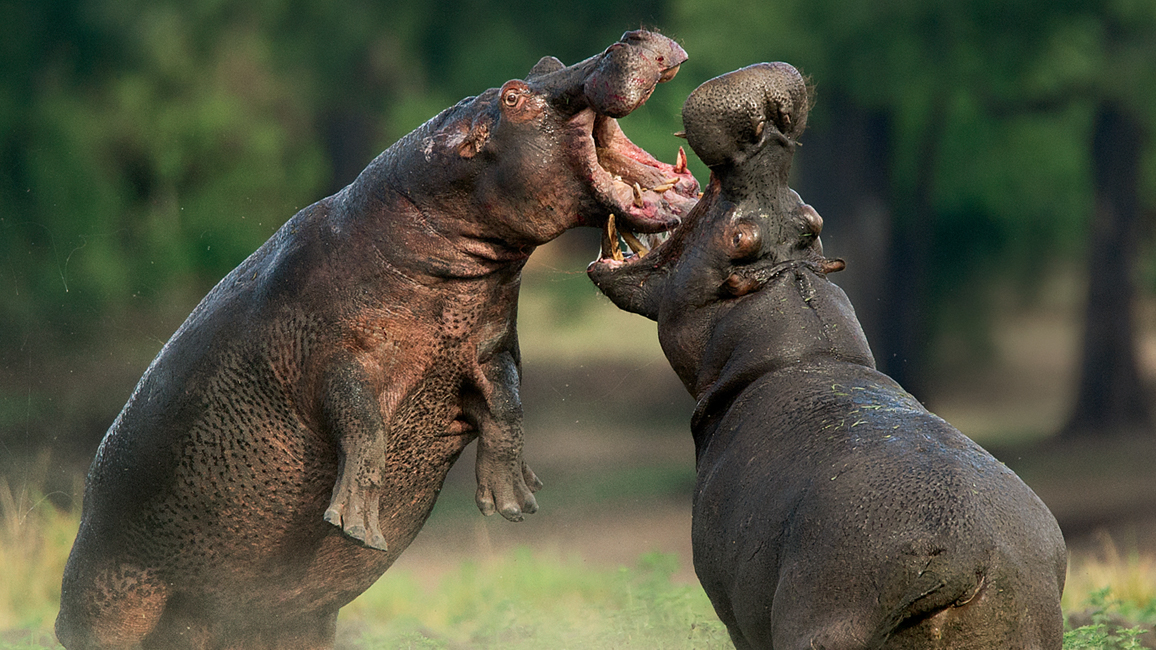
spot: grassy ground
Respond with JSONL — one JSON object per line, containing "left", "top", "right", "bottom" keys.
{"left": 2, "top": 464, "right": 1155, "bottom": 650}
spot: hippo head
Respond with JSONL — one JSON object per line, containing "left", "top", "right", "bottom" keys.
{"left": 588, "top": 63, "right": 845, "bottom": 391}
{"left": 394, "top": 30, "right": 699, "bottom": 249}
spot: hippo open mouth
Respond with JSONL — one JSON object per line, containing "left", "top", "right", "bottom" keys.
{"left": 523, "top": 29, "right": 699, "bottom": 241}
{"left": 584, "top": 111, "right": 699, "bottom": 236}
{"left": 589, "top": 167, "right": 706, "bottom": 270}
{"left": 588, "top": 62, "right": 822, "bottom": 322}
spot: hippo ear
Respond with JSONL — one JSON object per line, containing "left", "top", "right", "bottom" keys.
{"left": 527, "top": 56, "right": 565, "bottom": 80}
{"left": 726, "top": 220, "right": 762, "bottom": 261}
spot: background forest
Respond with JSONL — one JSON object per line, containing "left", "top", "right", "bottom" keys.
{"left": 2, "top": 0, "right": 1156, "bottom": 644}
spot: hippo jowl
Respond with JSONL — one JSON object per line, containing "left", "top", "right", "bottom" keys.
{"left": 589, "top": 62, "right": 1066, "bottom": 649}
{"left": 56, "top": 31, "right": 698, "bottom": 650}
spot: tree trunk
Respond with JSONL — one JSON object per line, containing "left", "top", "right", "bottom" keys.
{"left": 876, "top": 97, "right": 947, "bottom": 399}
{"left": 1063, "top": 101, "right": 1154, "bottom": 438}
{"left": 795, "top": 92, "right": 894, "bottom": 365}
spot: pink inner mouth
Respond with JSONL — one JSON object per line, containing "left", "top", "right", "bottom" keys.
{"left": 591, "top": 171, "right": 721, "bottom": 272}
{"left": 590, "top": 114, "right": 699, "bottom": 234}
{"left": 584, "top": 120, "right": 698, "bottom": 267}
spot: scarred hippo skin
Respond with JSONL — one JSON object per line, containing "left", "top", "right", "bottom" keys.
{"left": 56, "top": 31, "right": 698, "bottom": 650}
{"left": 589, "top": 63, "right": 1066, "bottom": 649}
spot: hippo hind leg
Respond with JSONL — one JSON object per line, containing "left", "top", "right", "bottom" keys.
{"left": 775, "top": 580, "right": 1062, "bottom": 650}
{"left": 56, "top": 560, "right": 168, "bottom": 649}
{"left": 886, "top": 577, "right": 1064, "bottom": 650}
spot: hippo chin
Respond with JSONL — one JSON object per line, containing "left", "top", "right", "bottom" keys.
{"left": 56, "top": 31, "right": 698, "bottom": 650}
{"left": 589, "top": 62, "right": 1066, "bottom": 649}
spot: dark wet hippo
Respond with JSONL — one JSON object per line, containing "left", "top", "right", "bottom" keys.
{"left": 56, "top": 31, "right": 698, "bottom": 650}
{"left": 589, "top": 63, "right": 1066, "bottom": 649}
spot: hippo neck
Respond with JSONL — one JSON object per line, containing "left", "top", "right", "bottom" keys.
{"left": 689, "top": 264, "right": 875, "bottom": 456}
{"left": 333, "top": 117, "right": 538, "bottom": 282}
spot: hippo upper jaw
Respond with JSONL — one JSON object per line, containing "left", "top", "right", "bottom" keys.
{"left": 576, "top": 111, "right": 698, "bottom": 234}
{"left": 522, "top": 30, "right": 700, "bottom": 236}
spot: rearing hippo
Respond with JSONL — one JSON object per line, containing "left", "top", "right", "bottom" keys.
{"left": 56, "top": 31, "right": 698, "bottom": 650}
{"left": 589, "top": 63, "right": 1066, "bottom": 649}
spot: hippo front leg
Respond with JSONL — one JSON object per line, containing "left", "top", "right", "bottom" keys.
{"left": 468, "top": 351, "right": 542, "bottom": 522}
{"left": 319, "top": 357, "right": 395, "bottom": 551}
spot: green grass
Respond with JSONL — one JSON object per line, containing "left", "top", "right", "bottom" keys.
{"left": 337, "top": 549, "right": 729, "bottom": 649}
{"left": 1064, "top": 588, "right": 1153, "bottom": 650}
{"left": 2, "top": 472, "right": 1154, "bottom": 649}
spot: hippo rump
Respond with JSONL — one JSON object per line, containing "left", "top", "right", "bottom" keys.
{"left": 589, "top": 63, "right": 1066, "bottom": 649}
{"left": 56, "top": 31, "right": 698, "bottom": 650}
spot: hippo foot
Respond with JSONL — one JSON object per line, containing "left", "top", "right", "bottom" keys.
{"left": 324, "top": 485, "right": 388, "bottom": 552}
{"left": 476, "top": 459, "right": 543, "bottom": 522}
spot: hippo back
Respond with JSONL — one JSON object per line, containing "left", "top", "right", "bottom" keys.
{"left": 691, "top": 357, "right": 1066, "bottom": 649}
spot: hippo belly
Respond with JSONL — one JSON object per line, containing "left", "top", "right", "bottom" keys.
{"left": 60, "top": 323, "right": 472, "bottom": 646}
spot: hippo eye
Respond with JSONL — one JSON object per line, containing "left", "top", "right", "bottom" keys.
{"left": 503, "top": 90, "right": 520, "bottom": 107}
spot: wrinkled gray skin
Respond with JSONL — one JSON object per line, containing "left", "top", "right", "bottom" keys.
{"left": 589, "top": 63, "right": 1066, "bottom": 649}
{"left": 56, "top": 31, "right": 698, "bottom": 650}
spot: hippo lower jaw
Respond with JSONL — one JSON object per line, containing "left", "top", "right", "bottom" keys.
{"left": 589, "top": 173, "right": 709, "bottom": 271}
{"left": 597, "top": 213, "right": 672, "bottom": 263}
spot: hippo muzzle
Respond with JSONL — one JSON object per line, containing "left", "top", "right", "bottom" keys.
{"left": 537, "top": 30, "right": 700, "bottom": 234}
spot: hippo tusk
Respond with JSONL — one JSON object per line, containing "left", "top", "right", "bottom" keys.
{"left": 620, "top": 228, "right": 650, "bottom": 257}
{"left": 674, "top": 146, "right": 688, "bottom": 174}
{"left": 602, "top": 215, "right": 625, "bottom": 262}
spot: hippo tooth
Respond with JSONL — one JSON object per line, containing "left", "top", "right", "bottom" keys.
{"left": 674, "top": 146, "right": 688, "bottom": 174}
{"left": 650, "top": 178, "right": 680, "bottom": 193}
{"left": 645, "top": 231, "right": 670, "bottom": 249}
{"left": 603, "top": 215, "right": 625, "bottom": 262}
{"left": 632, "top": 182, "right": 645, "bottom": 208}
{"left": 620, "top": 228, "right": 650, "bottom": 257}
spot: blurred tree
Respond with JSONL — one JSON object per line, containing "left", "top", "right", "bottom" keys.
{"left": 1065, "top": 101, "right": 1153, "bottom": 437}
{"left": 1058, "top": 2, "right": 1156, "bottom": 438}
{"left": 670, "top": 0, "right": 1153, "bottom": 421}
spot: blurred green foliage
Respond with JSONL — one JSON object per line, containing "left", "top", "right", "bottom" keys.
{"left": 1, "top": 0, "right": 1154, "bottom": 453}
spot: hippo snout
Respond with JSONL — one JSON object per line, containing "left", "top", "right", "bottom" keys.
{"left": 584, "top": 30, "right": 688, "bottom": 118}
{"left": 681, "top": 62, "right": 810, "bottom": 168}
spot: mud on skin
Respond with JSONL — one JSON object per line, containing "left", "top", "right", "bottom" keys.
{"left": 589, "top": 63, "right": 1067, "bottom": 649}
{"left": 55, "top": 31, "right": 698, "bottom": 650}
